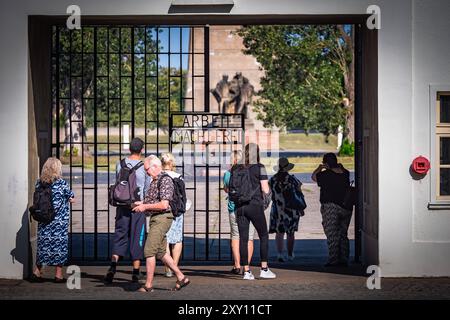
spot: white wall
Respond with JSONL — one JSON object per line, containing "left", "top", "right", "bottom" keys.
{"left": 1, "top": 0, "right": 449, "bottom": 278}
{"left": 376, "top": 1, "right": 414, "bottom": 276}
{"left": 0, "top": 2, "right": 30, "bottom": 279}
{"left": 408, "top": 0, "right": 450, "bottom": 276}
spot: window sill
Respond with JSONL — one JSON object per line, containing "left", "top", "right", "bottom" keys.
{"left": 427, "top": 203, "right": 450, "bottom": 210}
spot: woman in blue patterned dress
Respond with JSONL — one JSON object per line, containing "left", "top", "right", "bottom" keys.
{"left": 30, "top": 157, "right": 74, "bottom": 283}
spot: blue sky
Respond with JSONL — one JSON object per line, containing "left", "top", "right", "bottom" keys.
{"left": 155, "top": 27, "right": 191, "bottom": 70}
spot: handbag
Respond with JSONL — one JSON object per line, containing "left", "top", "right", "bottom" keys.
{"left": 263, "top": 190, "right": 272, "bottom": 210}
{"left": 284, "top": 175, "right": 307, "bottom": 212}
{"left": 342, "top": 181, "right": 357, "bottom": 211}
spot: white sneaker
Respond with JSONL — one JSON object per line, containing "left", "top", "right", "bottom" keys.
{"left": 260, "top": 268, "right": 277, "bottom": 279}
{"left": 287, "top": 254, "right": 295, "bottom": 262}
{"left": 243, "top": 271, "right": 255, "bottom": 280}
{"left": 164, "top": 270, "right": 173, "bottom": 278}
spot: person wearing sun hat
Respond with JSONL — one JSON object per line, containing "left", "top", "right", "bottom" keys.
{"left": 269, "top": 157, "right": 305, "bottom": 262}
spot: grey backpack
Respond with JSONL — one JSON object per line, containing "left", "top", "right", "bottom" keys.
{"left": 108, "top": 159, "right": 143, "bottom": 207}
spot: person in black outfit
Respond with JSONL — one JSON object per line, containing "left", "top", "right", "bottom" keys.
{"left": 312, "top": 153, "right": 352, "bottom": 267}
{"left": 236, "top": 143, "right": 276, "bottom": 280}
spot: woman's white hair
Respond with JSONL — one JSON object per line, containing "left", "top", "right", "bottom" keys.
{"left": 145, "top": 154, "right": 162, "bottom": 167}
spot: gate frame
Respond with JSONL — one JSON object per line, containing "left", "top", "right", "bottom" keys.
{"left": 29, "top": 14, "right": 378, "bottom": 265}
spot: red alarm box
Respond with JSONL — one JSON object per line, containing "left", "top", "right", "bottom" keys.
{"left": 412, "top": 156, "right": 430, "bottom": 175}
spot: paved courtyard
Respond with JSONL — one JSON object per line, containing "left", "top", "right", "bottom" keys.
{"left": 1, "top": 264, "right": 449, "bottom": 300}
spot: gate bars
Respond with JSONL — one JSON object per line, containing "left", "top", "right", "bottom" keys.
{"left": 51, "top": 25, "right": 223, "bottom": 262}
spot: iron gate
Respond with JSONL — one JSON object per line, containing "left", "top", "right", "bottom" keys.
{"left": 50, "top": 24, "right": 235, "bottom": 262}
{"left": 169, "top": 112, "right": 245, "bottom": 261}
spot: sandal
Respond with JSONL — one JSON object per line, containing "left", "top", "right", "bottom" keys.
{"left": 138, "top": 286, "right": 154, "bottom": 293}
{"left": 54, "top": 277, "right": 66, "bottom": 283}
{"left": 29, "top": 273, "right": 44, "bottom": 283}
{"left": 172, "top": 277, "right": 190, "bottom": 291}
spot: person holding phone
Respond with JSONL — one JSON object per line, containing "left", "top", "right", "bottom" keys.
{"left": 312, "top": 153, "right": 352, "bottom": 267}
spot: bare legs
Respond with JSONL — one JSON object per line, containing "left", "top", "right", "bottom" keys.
{"left": 142, "top": 253, "right": 187, "bottom": 290}
{"left": 111, "top": 254, "right": 141, "bottom": 271}
{"left": 287, "top": 234, "right": 295, "bottom": 257}
{"left": 232, "top": 239, "right": 254, "bottom": 269}
{"left": 33, "top": 264, "right": 64, "bottom": 279}
{"left": 55, "top": 266, "right": 63, "bottom": 279}
{"left": 276, "top": 233, "right": 284, "bottom": 256}
{"left": 276, "top": 233, "right": 296, "bottom": 257}
{"left": 231, "top": 239, "right": 240, "bottom": 268}
{"left": 33, "top": 265, "right": 42, "bottom": 277}
{"left": 248, "top": 240, "right": 254, "bottom": 265}
{"left": 165, "top": 242, "right": 183, "bottom": 274}
{"left": 171, "top": 243, "right": 183, "bottom": 266}
{"left": 132, "top": 259, "right": 141, "bottom": 270}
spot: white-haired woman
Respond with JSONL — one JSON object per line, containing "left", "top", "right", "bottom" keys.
{"left": 161, "top": 152, "right": 186, "bottom": 277}
{"left": 30, "top": 157, "right": 74, "bottom": 283}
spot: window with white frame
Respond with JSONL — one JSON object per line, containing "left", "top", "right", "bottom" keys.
{"left": 428, "top": 86, "right": 450, "bottom": 209}
{"left": 435, "top": 92, "right": 450, "bottom": 200}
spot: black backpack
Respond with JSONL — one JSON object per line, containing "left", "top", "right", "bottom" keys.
{"left": 158, "top": 173, "right": 187, "bottom": 217}
{"left": 108, "top": 159, "right": 143, "bottom": 207}
{"left": 228, "top": 165, "right": 257, "bottom": 206}
{"left": 29, "top": 182, "right": 55, "bottom": 224}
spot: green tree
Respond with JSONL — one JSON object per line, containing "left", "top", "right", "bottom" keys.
{"left": 236, "top": 25, "right": 354, "bottom": 140}
{"left": 55, "top": 26, "right": 187, "bottom": 150}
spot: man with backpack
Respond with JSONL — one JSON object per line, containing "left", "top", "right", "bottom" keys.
{"left": 132, "top": 155, "right": 190, "bottom": 292}
{"left": 104, "top": 138, "right": 150, "bottom": 284}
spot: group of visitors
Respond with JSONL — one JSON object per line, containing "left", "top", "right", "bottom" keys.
{"left": 224, "top": 144, "right": 353, "bottom": 276}
{"left": 30, "top": 138, "right": 190, "bottom": 292}
{"left": 103, "top": 138, "right": 189, "bottom": 292}
{"left": 272, "top": 152, "right": 352, "bottom": 267}
{"left": 28, "top": 138, "right": 354, "bottom": 287}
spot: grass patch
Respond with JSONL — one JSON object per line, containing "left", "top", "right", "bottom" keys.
{"left": 62, "top": 154, "right": 354, "bottom": 174}
{"left": 279, "top": 133, "right": 338, "bottom": 151}
{"left": 90, "top": 133, "right": 336, "bottom": 151}
{"left": 94, "top": 135, "right": 169, "bottom": 151}
{"left": 262, "top": 156, "right": 354, "bottom": 174}
{"left": 60, "top": 155, "right": 119, "bottom": 172}
{"left": 63, "top": 132, "right": 348, "bottom": 173}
